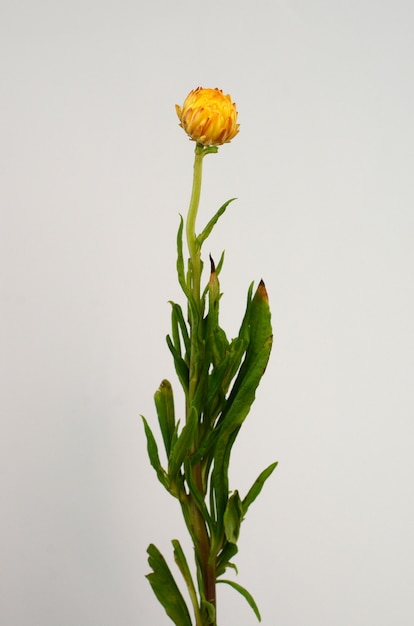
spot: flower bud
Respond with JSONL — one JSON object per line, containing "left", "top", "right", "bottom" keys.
{"left": 176, "top": 87, "right": 239, "bottom": 147}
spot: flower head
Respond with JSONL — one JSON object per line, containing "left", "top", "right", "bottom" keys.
{"left": 176, "top": 87, "right": 239, "bottom": 147}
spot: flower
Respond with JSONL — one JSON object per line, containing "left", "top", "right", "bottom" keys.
{"left": 176, "top": 87, "right": 239, "bottom": 147}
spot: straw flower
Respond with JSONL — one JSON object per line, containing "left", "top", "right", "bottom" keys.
{"left": 176, "top": 87, "right": 239, "bottom": 147}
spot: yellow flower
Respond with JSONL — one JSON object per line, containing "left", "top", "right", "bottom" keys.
{"left": 176, "top": 87, "right": 239, "bottom": 147}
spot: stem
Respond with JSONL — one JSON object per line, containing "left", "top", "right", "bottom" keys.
{"left": 182, "top": 494, "right": 216, "bottom": 626}
{"left": 185, "top": 143, "right": 218, "bottom": 305}
{"left": 185, "top": 143, "right": 204, "bottom": 304}
{"left": 185, "top": 142, "right": 218, "bottom": 625}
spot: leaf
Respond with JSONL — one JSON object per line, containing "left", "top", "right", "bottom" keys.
{"left": 204, "top": 260, "right": 230, "bottom": 371}
{"left": 172, "top": 539, "right": 196, "bottom": 592}
{"left": 217, "top": 579, "right": 262, "bottom": 621}
{"left": 166, "top": 334, "right": 189, "bottom": 395}
{"left": 210, "top": 281, "right": 273, "bottom": 526}
{"left": 184, "top": 458, "right": 213, "bottom": 534}
{"left": 201, "top": 250, "right": 225, "bottom": 303}
{"left": 141, "top": 416, "right": 170, "bottom": 491}
{"left": 176, "top": 217, "right": 200, "bottom": 324}
{"left": 225, "top": 561, "right": 238, "bottom": 575}
{"left": 154, "top": 380, "right": 176, "bottom": 458}
{"left": 223, "top": 490, "right": 244, "bottom": 544}
{"left": 215, "top": 249, "right": 225, "bottom": 276}
{"left": 170, "top": 301, "right": 190, "bottom": 358}
{"left": 211, "top": 426, "right": 239, "bottom": 529}
{"left": 224, "top": 280, "right": 272, "bottom": 405}
{"left": 172, "top": 539, "right": 202, "bottom": 623}
{"left": 197, "top": 198, "right": 236, "bottom": 247}
{"left": 146, "top": 544, "right": 193, "bottom": 626}
{"left": 211, "top": 281, "right": 273, "bottom": 461}
{"left": 192, "top": 284, "right": 254, "bottom": 462}
{"left": 204, "top": 334, "right": 248, "bottom": 426}
{"left": 168, "top": 406, "right": 198, "bottom": 479}
{"left": 176, "top": 215, "right": 191, "bottom": 299}
{"left": 201, "top": 598, "right": 216, "bottom": 624}
{"left": 216, "top": 542, "right": 238, "bottom": 578}
{"left": 242, "top": 461, "right": 278, "bottom": 515}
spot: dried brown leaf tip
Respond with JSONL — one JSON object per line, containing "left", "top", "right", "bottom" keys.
{"left": 257, "top": 279, "right": 269, "bottom": 302}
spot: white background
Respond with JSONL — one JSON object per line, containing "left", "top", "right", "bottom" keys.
{"left": 1, "top": 1, "right": 414, "bottom": 624}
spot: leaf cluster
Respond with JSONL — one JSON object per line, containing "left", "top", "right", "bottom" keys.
{"left": 142, "top": 200, "right": 276, "bottom": 625}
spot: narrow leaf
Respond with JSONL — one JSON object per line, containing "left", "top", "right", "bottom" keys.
{"left": 223, "top": 490, "right": 244, "bottom": 544}
{"left": 201, "top": 598, "right": 216, "bottom": 623}
{"left": 184, "top": 458, "right": 213, "bottom": 534}
{"left": 224, "top": 280, "right": 272, "bottom": 405}
{"left": 166, "top": 335, "right": 189, "bottom": 394}
{"left": 154, "top": 380, "right": 176, "bottom": 458}
{"left": 197, "top": 198, "right": 236, "bottom": 247}
{"left": 216, "top": 542, "right": 238, "bottom": 578}
{"left": 209, "top": 281, "right": 273, "bottom": 485}
{"left": 170, "top": 301, "right": 190, "bottom": 357}
{"left": 168, "top": 406, "right": 198, "bottom": 479}
{"left": 146, "top": 544, "right": 193, "bottom": 626}
{"left": 192, "top": 284, "right": 254, "bottom": 463}
{"left": 172, "top": 539, "right": 202, "bottom": 624}
{"left": 242, "top": 461, "right": 278, "bottom": 515}
{"left": 176, "top": 215, "right": 190, "bottom": 298}
{"left": 211, "top": 426, "right": 239, "bottom": 529}
{"left": 141, "top": 416, "right": 170, "bottom": 491}
{"left": 217, "top": 579, "right": 261, "bottom": 622}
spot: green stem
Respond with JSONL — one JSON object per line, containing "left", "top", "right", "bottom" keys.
{"left": 182, "top": 494, "right": 216, "bottom": 626}
{"left": 185, "top": 142, "right": 219, "bottom": 626}
{"left": 185, "top": 143, "right": 218, "bottom": 305}
{"left": 185, "top": 143, "right": 204, "bottom": 304}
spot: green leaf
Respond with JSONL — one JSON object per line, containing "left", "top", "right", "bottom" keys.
{"left": 146, "top": 544, "right": 193, "bottom": 626}
{"left": 176, "top": 215, "right": 191, "bottom": 299}
{"left": 192, "top": 284, "right": 254, "bottom": 462}
{"left": 212, "top": 281, "right": 273, "bottom": 459}
{"left": 210, "top": 281, "right": 273, "bottom": 526}
{"left": 211, "top": 426, "right": 239, "bottom": 529}
{"left": 170, "top": 301, "right": 190, "bottom": 358}
{"left": 176, "top": 217, "right": 200, "bottom": 323}
{"left": 201, "top": 250, "right": 226, "bottom": 303}
{"left": 168, "top": 406, "right": 198, "bottom": 479}
{"left": 170, "top": 419, "right": 180, "bottom": 456}
{"left": 217, "top": 579, "right": 262, "bottom": 622}
{"left": 172, "top": 539, "right": 196, "bottom": 593}
{"left": 172, "top": 539, "right": 202, "bottom": 624}
{"left": 242, "top": 461, "right": 278, "bottom": 515}
{"left": 224, "top": 280, "right": 272, "bottom": 405}
{"left": 223, "top": 490, "right": 244, "bottom": 544}
{"left": 204, "top": 334, "right": 248, "bottom": 426}
{"left": 201, "top": 598, "right": 216, "bottom": 624}
{"left": 197, "top": 198, "right": 236, "bottom": 247}
{"left": 154, "top": 380, "right": 176, "bottom": 458}
{"left": 166, "top": 334, "right": 189, "bottom": 395}
{"left": 184, "top": 458, "right": 213, "bottom": 534}
{"left": 141, "top": 416, "right": 170, "bottom": 491}
{"left": 204, "top": 260, "right": 230, "bottom": 371}
{"left": 216, "top": 542, "right": 238, "bottom": 577}
{"left": 225, "top": 561, "right": 238, "bottom": 575}
{"left": 215, "top": 249, "right": 225, "bottom": 276}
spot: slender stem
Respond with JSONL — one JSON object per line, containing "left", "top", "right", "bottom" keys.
{"left": 182, "top": 495, "right": 216, "bottom": 626}
{"left": 186, "top": 143, "right": 205, "bottom": 304}
{"left": 186, "top": 144, "right": 204, "bottom": 421}
{"left": 185, "top": 143, "right": 218, "bottom": 305}
{"left": 185, "top": 142, "right": 218, "bottom": 625}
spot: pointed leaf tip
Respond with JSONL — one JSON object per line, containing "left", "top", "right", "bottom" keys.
{"left": 257, "top": 279, "right": 269, "bottom": 302}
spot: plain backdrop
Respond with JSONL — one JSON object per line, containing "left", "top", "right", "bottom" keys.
{"left": 1, "top": 1, "right": 414, "bottom": 625}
